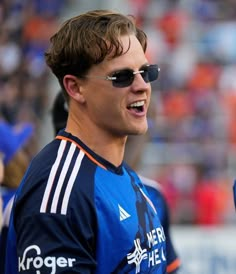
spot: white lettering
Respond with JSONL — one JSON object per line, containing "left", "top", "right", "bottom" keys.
{"left": 26, "top": 257, "right": 33, "bottom": 270}
{"left": 148, "top": 248, "right": 155, "bottom": 265}
{"left": 57, "top": 257, "right": 67, "bottom": 267}
{"left": 18, "top": 245, "right": 76, "bottom": 273}
{"left": 19, "top": 245, "right": 41, "bottom": 271}
{"left": 147, "top": 229, "right": 158, "bottom": 248}
{"left": 44, "top": 257, "right": 56, "bottom": 274}
{"left": 33, "top": 257, "right": 43, "bottom": 268}
{"left": 68, "top": 258, "right": 76, "bottom": 267}
{"left": 147, "top": 226, "right": 166, "bottom": 248}
{"left": 126, "top": 226, "right": 167, "bottom": 273}
{"left": 148, "top": 249, "right": 161, "bottom": 267}
{"left": 156, "top": 227, "right": 165, "bottom": 243}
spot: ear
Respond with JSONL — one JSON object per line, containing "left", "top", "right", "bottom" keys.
{"left": 63, "top": 75, "right": 85, "bottom": 103}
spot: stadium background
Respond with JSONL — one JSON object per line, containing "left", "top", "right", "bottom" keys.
{"left": 0, "top": 0, "right": 236, "bottom": 273}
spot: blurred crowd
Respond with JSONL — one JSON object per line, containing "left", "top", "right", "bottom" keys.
{"left": 0, "top": 0, "right": 236, "bottom": 226}
{"left": 0, "top": 0, "right": 68, "bottom": 148}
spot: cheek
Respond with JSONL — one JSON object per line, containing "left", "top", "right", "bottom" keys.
{"left": 94, "top": 97, "right": 125, "bottom": 127}
{"left": 84, "top": 80, "right": 127, "bottom": 120}
{"left": 95, "top": 99, "right": 119, "bottom": 118}
{"left": 90, "top": 86, "right": 123, "bottom": 112}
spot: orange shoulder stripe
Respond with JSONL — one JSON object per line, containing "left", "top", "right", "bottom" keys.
{"left": 56, "top": 136, "right": 107, "bottom": 170}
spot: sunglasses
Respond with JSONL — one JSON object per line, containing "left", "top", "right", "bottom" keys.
{"left": 85, "top": 64, "right": 160, "bottom": 88}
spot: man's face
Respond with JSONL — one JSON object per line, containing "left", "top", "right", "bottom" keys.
{"left": 80, "top": 34, "right": 152, "bottom": 138}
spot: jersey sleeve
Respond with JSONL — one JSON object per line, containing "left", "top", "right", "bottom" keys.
{"left": 12, "top": 140, "right": 99, "bottom": 273}
{"left": 13, "top": 168, "right": 98, "bottom": 273}
{"left": 15, "top": 211, "right": 96, "bottom": 273}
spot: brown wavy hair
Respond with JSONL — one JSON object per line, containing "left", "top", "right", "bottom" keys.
{"left": 45, "top": 10, "right": 147, "bottom": 99}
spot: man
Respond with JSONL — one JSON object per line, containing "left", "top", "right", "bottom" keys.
{"left": 52, "top": 91, "right": 181, "bottom": 273}
{"left": 5, "top": 10, "right": 165, "bottom": 273}
{"left": 1, "top": 91, "right": 181, "bottom": 274}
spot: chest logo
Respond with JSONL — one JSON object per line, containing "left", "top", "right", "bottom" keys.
{"left": 118, "top": 204, "right": 131, "bottom": 221}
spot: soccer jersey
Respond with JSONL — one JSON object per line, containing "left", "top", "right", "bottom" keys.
{"left": 139, "top": 176, "right": 181, "bottom": 273}
{"left": 5, "top": 130, "right": 167, "bottom": 274}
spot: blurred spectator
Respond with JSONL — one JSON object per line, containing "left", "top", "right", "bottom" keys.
{"left": 0, "top": 0, "right": 67, "bottom": 154}
{"left": 0, "top": 120, "right": 34, "bottom": 211}
{"left": 0, "top": 29, "right": 21, "bottom": 78}
{"left": 194, "top": 177, "right": 230, "bottom": 225}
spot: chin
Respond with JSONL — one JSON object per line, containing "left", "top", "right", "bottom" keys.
{"left": 130, "top": 127, "right": 148, "bottom": 136}
{"left": 124, "top": 121, "right": 148, "bottom": 136}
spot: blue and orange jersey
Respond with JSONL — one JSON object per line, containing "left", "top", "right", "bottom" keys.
{"left": 138, "top": 176, "right": 181, "bottom": 273}
{"left": 4, "top": 130, "right": 167, "bottom": 273}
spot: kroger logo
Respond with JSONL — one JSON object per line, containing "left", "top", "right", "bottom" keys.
{"left": 18, "top": 245, "right": 76, "bottom": 273}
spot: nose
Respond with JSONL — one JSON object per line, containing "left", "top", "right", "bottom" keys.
{"left": 131, "top": 72, "right": 150, "bottom": 92}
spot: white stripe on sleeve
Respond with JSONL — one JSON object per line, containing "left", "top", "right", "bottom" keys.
{"left": 61, "top": 150, "right": 84, "bottom": 215}
{"left": 40, "top": 140, "right": 66, "bottom": 213}
{"left": 50, "top": 143, "right": 76, "bottom": 213}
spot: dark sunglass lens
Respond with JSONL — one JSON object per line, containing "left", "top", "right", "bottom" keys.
{"left": 149, "top": 66, "right": 159, "bottom": 81}
{"left": 141, "top": 68, "right": 150, "bottom": 83}
{"left": 142, "top": 65, "right": 159, "bottom": 83}
{"left": 112, "top": 70, "right": 134, "bottom": 87}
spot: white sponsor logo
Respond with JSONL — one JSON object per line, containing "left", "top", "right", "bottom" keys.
{"left": 127, "top": 238, "right": 148, "bottom": 274}
{"left": 127, "top": 227, "right": 166, "bottom": 273}
{"left": 18, "top": 245, "right": 76, "bottom": 274}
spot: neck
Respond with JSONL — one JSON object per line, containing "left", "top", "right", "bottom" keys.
{"left": 66, "top": 117, "right": 127, "bottom": 167}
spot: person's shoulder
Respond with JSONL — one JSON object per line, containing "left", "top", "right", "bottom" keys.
{"left": 138, "top": 174, "right": 168, "bottom": 211}
{"left": 138, "top": 174, "right": 162, "bottom": 192}
{"left": 24, "top": 138, "right": 61, "bottom": 182}
{"left": 15, "top": 136, "right": 97, "bottom": 218}
{"left": 31, "top": 134, "right": 84, "bottom": 172}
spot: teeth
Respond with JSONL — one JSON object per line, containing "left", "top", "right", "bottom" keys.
{"left": 129, "top": 101, "right": 145, "bottom": 108}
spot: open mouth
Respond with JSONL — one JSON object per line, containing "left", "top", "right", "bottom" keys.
{"left": 127, "top": 100, "right": 145, "bottom": 113}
